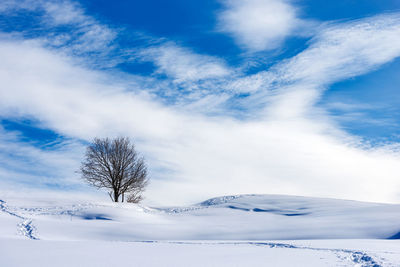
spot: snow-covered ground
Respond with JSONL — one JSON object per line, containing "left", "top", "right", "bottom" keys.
{"left": 1, "top": 194, "right": 400, "bottom": 266}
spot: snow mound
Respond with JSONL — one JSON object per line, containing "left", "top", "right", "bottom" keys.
{"left": 1, "top": 194, "right": 400, "bottom": 241}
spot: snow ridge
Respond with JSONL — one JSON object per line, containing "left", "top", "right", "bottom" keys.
{"left": 199, "top": 195, "right": 244, "bottom": 206}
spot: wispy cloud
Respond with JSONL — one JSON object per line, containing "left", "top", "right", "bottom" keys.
{"left": 0, "top": 0, "right": 119, "bottom": 66}
{"left": 232, "top": 13, "right": 400, "bottom": 119}
{"left": 276, "top": 14, "right": 400, "bottom": 85}
{"left": 0, "top": 125, "right": 83, "bottom": 189}
{"left": 138, "top": 42, "right": 232, "bottom": 83}
{"left": 135, "top": 42, "right": 234, "bottom": 110}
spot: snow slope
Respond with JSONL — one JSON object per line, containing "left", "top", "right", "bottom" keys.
{"left": 2, "top": 194, "right": 399, "bottom": 241}
{"left": 1, "top": 194, "right": 400, "bottom": 266}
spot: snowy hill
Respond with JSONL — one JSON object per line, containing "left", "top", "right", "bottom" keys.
{"left": 1, "top": 194, "right": 400, "bottom": 266}
{"left": 1, "top": 194, "right": 400, "bottom": 241}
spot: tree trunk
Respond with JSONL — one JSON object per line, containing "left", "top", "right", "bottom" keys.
{"left": 122, "top": 193, "right": 124, "bottom": 202}
{"left": 114, "top": 190, "right": 119, "bottom": 202}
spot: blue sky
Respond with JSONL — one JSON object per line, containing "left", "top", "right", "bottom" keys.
{"left": 1, "top": 0, "right": 400, "bottom": 205}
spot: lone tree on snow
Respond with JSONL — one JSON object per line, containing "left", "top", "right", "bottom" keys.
{"left": 80, "top": 137, "right": 148, "bottom": 203}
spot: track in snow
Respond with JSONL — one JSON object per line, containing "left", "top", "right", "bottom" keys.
{"left": 0, "top": 199, "right": 39, "bottom": 240}
{"left": 136, "top": 241, "right": 383, "bottom": 267}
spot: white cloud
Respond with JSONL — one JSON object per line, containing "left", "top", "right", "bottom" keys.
{"left": 138, "top": 42, "right": 232, "bottom": 83}
{"left": 218, "top": 0, "right": 311, "bottom": 51}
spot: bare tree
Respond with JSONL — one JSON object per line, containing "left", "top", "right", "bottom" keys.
{"left": 80, "top": 137, "right": 148, "bottom": 202}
